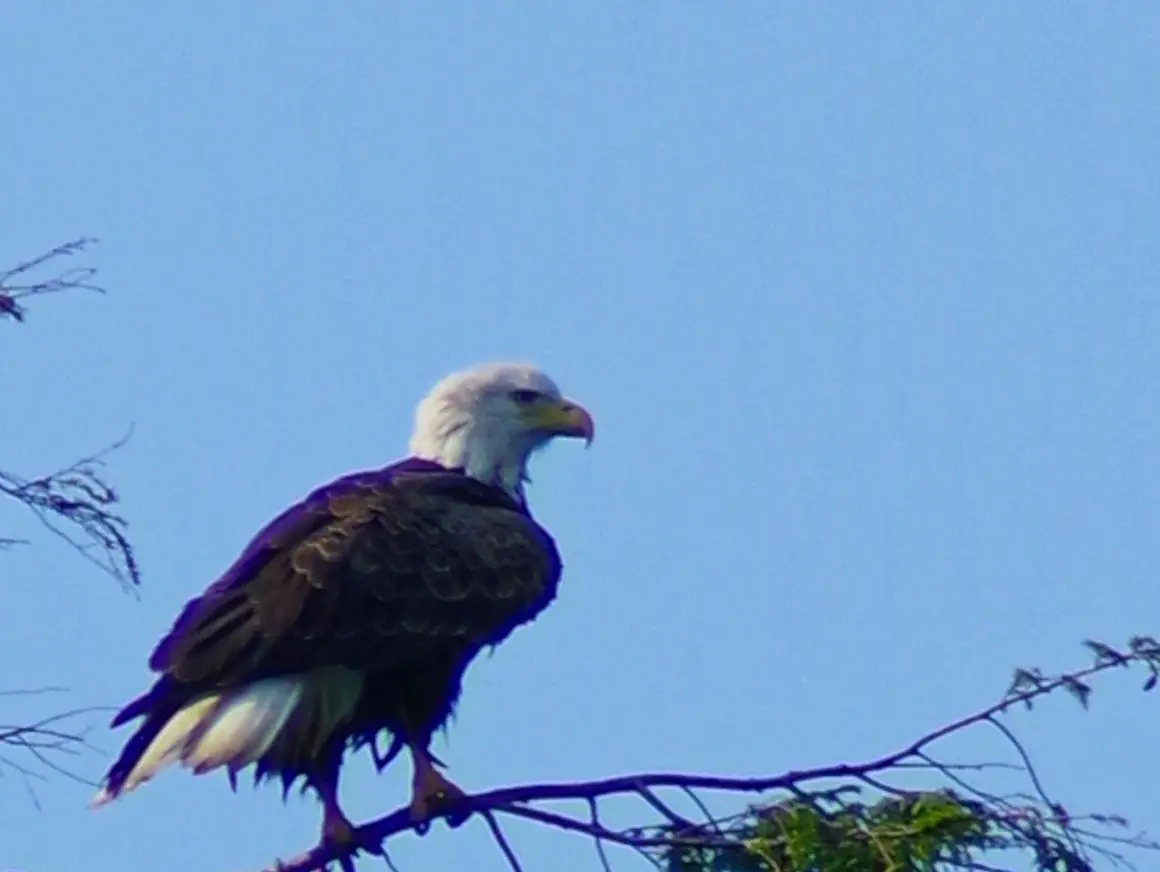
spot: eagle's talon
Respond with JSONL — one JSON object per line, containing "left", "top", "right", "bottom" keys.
{"left": 411, "top": 816, "right": 431, "bottom": 836}
{"left": 408, "top": 741, "right": 466, "bottom": 828}
{"left": 446, "top": 806, "right": 472, "bottom": 829}
{"left": 321, "top": 822, "right": 381, "bottom": 859}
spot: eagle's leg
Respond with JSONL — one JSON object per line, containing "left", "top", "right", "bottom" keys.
{"left": 372, "top": 732, "right": 447, "bottom": 772}
{"left": 407, "top": 742, "right": 466, "bottom": 826}
{"left": 310, "top": 754, "right": 381, "bottom": 857}
{"left": 314, "top": 772, "right": 355, "bottom": 847}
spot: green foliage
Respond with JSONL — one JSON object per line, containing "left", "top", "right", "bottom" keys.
{"left": 662, "top": 789, "right": 1104, "bottom": 872}
{"left": 654, "top": 638, "right": 1160, "bottom": 872}
{"left": 750, "top": 792, "right": 988, "bottom": 872}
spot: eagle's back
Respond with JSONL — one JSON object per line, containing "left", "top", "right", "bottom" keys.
{"left": 96, "top": 460, "right": 566, "bottom": 802}
{"left": 149, "top": 463, "right": 561, "bottom": 695}
{"left": 116, "top": 460, "right": 562, "bottom": 726}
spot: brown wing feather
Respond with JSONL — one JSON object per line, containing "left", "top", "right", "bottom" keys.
{"left": 154, "top": 477, "right": 558, "bottom": 691}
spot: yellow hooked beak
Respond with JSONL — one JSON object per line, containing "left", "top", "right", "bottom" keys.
{"left": 525, "top": 397, "right": 595, "bottom": 446}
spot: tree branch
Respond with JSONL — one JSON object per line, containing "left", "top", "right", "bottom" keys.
{"left": 0, "top": 427, "right": 141, "bottom": 591}
{"left": 0, "top": 237, "right": 103, "bottom": 323}
{"left": 2, "top": 239, "right": 140, "bottom": 802}
{"left": 1, "top": 238, "right": 140, "bottom": 590}
{"left": 0, "top": 689, "right": 114, "bottom": 804}
{"left": 258, "top": 636, "right": 1160, "bottom": 872}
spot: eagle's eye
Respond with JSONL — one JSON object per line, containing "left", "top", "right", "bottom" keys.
{"left": 510, "top": 389, "right": 542, "bottom": 405}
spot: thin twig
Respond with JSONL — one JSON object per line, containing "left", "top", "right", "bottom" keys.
{"left": 678, "top": 784, "right": 725, "bottom": 840}
{"left": 0, "top": 705, "right": 108, "bottom": 793}
{"left": 482, "top": 810, "right": 525, "bottom": 872}
{"left": 0, "top": 237, "right": 103, "bottom": 323}
{"left": 379, "top": 848, "right": 402, "bottom": 872}
{"left": 986, "top": 713, "right": 1087, "bottom": 863}
{"left": 587, "top": 797, "right": 613, "bottom": 872}
{"left": 0, "top": 426, "right": 140, "bottom": 590}
{"left": 634, "top": 783, "right": 694, "bottom": 829}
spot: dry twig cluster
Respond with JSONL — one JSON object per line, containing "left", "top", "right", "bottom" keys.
{"left": 0, "top": 237, "right": 104, "bottom": 323}
{"left": 1, "top": 240, "right": 139, "bottom": 803}
{"left": 0, "top": 238, "right": 140, "bottom": 591}
{"left": 0, "top": 688, "right": 109, "bottom": 803}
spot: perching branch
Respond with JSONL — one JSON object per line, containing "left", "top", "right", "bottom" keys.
{"left": 261, "top": 636, "right": 1160, "bottom": 872}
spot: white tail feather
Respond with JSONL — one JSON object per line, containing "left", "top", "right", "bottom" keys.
{"left": 183, "top": 679, "right": 302, "bottom": 772}
{"left": 89, "top": 677, "right": 305, "bottom": 808}
{"left": 114, "top": 694, "right": 222, "bottom": 797}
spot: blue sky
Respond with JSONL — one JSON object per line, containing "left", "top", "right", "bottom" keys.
{"left": 3, "top": 4, "right": 1159, "bottom": 871}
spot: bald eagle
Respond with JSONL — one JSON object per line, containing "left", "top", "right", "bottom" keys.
{"left": 91, "top": 362, "right": 593, "bottom": 850}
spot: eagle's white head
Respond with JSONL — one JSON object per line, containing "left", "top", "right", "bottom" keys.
{"left": 408, "top": 362, "right": 594, "bottom": 499}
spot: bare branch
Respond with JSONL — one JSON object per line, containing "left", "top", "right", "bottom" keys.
{"left": 1, "top": 239, "right": 139, "bottom": 805}
{"left": 0, "top": 695, "right": 114, "bottom": 801}
{"left": 482, "top": 810, "right": 525, "bottom": 872}
{"left": 256, "top": 637, "right": 1160, "bottom": 872}
{"left": 588, "top": 798, "right": 614, "bottom": 872}
{"left": 0, "top": 426, "right": 141, "bottom": 591}
{"left": 0, "top": 237, "right": 104, "bottom": 323}
{"left": 1, "top": 239, "right": 140, "bottom": 591}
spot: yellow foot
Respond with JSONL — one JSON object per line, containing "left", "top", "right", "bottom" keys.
{"left": 322, "top": 813, "right": 381, "bottom": 857}
{"left": 322, "top": 814, "right": 356, "bottom": 847}
{"left": 409, "top": 766, "right": 467, "bottom": 824}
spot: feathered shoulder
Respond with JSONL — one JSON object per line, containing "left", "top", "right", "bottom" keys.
{"left": 147, "top": 458, "right": 537, "bottom": 675}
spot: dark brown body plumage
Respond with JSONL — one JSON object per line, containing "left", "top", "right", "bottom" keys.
{"left": 100, "top": 459, "right": 563, "bottom": 804}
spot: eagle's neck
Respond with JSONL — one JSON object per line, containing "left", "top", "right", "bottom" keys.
{"left": 409, "top": 415, "right": 531, "bottom": 502}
